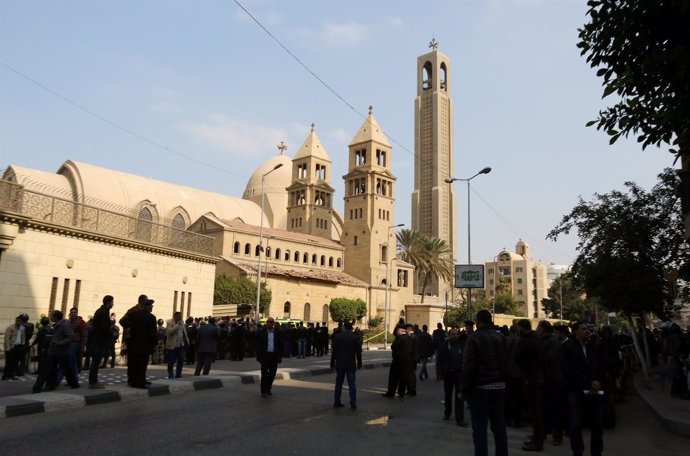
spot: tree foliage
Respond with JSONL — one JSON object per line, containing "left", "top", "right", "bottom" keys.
{"left": 492, "top": 293, "right": 521, "bottom": 316}
{"left": 578, "top": 0, "right": 690, "bottom": 157}
{"left": 396, "top": 228, "right": 454, "bottom": 302}
{"left": 547, "top": 169, "right": 689, "bottom": 318}
{"left": 541, "top": 272, "right": 592, "bottom": 321}
{"left": 214, "top": 274, "right": 271, "bottom": 313}
{"left": 329, "top": 297, "right": 367, "bottom": 323}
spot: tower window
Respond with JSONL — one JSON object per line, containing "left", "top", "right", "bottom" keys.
{"left": 422, "top": 61, "right": 433, "bottom": 90}
{"left": 354, "top": 236, "right": 358, "bottom": 246}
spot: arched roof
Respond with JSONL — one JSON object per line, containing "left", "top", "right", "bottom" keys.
{"left": 9, "top": 160, "right": 268, "bottom": 226}
{"left": 243, "top": 154, "right": 293, "bottom": 229}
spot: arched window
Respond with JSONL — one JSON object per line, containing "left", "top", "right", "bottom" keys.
{"left": 255, "top": 245, "right": 261, "bottom": 256}
{"left": 303, "top": 252, "right": 308, "bottom": 264}
{"left": 304, "top": 303, "right": 311, "bottom": 322}
{"left": 285, "top": 249, "right": 291, "bottom": 261}
{"left": 320, "top": 255, "right": 326, "bottom": 266}
{"left": 440, "top": 62, "right": 448, "bottom": 91}
{"left": 312, "top": 254, "right": 317, "bottom": 265}
{"left": 135, "top": 207, "right": 153, "bottom": 241}
{"left": 284, "top": 301, "right": 291, "bottom": 318}
{"left": 329, "top": 257, "right": 334, "bottom": 267}
{"left": 294, "top": 251, "right": 300, "bottom": 262}
{"left": 171, "top": 213, "right": 186, "bottom": 230}
{"left": 322, "top": 304, "right": 329, "bottom": 323}
{"left": 422, "top": 61, "right": 433, "bottom": 90}
{"left": 275, "top": 248, "right": 281, "bottom": 260}
{"left": 265, "top": 246, "right": 271, "bottom": 258}
{"left": 244, "top": 243, "right": 251, "bottom": 255}
{"left": 337, "top": 258, "right": 342, "bottom": 268}
{"left": 233, "top": 241, "right": 240, "bottom": 254}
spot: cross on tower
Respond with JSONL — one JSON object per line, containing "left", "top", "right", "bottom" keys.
{"left": 310, "top": 123, "right": 315, "bottom": 131}
{"left": 277, "top": 141, "right": 287, "bottom": 155}
{"left": 429, "top": 38, "right": 439, "bottom": 51}
{"left": 368, "top": 105, "right": 373, "bottom": 115}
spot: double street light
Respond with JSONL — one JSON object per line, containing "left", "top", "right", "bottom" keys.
{"left": 445, "top": 166, "right": 492, "bottom": 320}
{"left": 255, "top": 162, "right": 284, "bottom": 324}
{"left": 384, "top": 223, "right": 404, "bottom": 349}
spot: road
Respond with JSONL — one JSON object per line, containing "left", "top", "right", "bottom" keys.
{"left": 1, "top": 367, "right": 687, "bottom": 455}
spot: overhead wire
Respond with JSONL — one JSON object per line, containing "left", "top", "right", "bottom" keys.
{"left": 0, "top": 61, "right": 248, "bottom": 179}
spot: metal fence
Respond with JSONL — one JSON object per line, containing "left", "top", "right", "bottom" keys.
{"left": 0, "top": 179, "right": 214, "bottom": 256}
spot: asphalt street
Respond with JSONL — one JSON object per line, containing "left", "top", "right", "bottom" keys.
{"left": 1, "top": 367, "right": 688, "bottom": 455}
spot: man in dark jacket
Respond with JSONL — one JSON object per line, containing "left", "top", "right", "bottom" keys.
{"left": 330, "top": 321, "right": 362, "bottom": 409}
{"left": 256, "top": 317, "right": 282, "bottom": 397}
{"left": 417, "top": 324, "right": 433, "bottom": 380}
{"left": 32, "top": 310, "right": 79, "bottom": 392}
{"left": 437, "top": 328, "right": 467, "bottom": 426}
{"left": 516, "top": 319, "right": 546, "bottom": 452}
{"left": 127, "top": 299, "right": 157, "bottom": 388}
{"left": 431, "top": 322, "right": 446, "bottom": 381}
{"left": 88, "top": 295, "right": 115, "bottom": 388}
{"left": 537, "top": 320, "right": 565, "bottom": 446}
{"left": 563, "top": 322, "right": 607, "bottom": 456}
{"left": 459, "top": 310, "right": 508, "bottom": 456}
{"left": 194, "top": 317, "right": 220, "bottom": 375}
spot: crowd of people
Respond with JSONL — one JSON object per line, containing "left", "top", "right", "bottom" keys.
{"left": 378, "top": 311, "right": 690, "bottom": 456}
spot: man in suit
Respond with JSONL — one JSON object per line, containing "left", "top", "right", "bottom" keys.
{"left": 127, "top": 299, "right": 157, "bottom": 388}
{"left": 195, "top": 317, "right": 220, "bottom": 375}
{"left": 330, "top": 321, "right": 362, "bottom": 409}
{"left": 256, "top": 317, "right": 282, "bottom": 397}
{"left": 563, "top": 322, "right": 607, "bottom": 456}
{"left": 88, "top": 294, "right": 115, "bottom": 388}
{"left": 166, "top": 311, "right": 189, "bottom": 378}
{"left": 437, "top": 327, "right": 467, "bottom": 426}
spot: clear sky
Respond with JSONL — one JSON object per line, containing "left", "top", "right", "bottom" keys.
{"left": 0, "top": 0, "right": 676, "bottom": 267}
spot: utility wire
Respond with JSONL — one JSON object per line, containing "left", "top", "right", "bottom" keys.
{"left": 0, "top": 61, "right": 248, "bottom": 179}
{"left": 232, "top": 0, "right": 421, "bottom": 163}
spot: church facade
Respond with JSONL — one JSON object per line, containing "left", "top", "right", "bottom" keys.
{"left": 0, "top": 43, "right": 458, "bottom": 334}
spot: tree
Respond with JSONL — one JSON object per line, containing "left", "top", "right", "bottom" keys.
{"left": 329, "top": 297, "right": 367, "bottom": 323}
{"left": 547, "top": 168, "right": 690, "bottom": 375}
{"left": 492, "top": 293, "right": 521, "bottom": 316}
{"left": 578, "top": 1, "right": 690, "bottom": 234}
{"left": 214, "top": 274, "right": 271, "bottom": 314}
{"left": 396, "top": 229, "right": 454, "bottom": 302}
{"left": 541, "top": 272, "right": 591, "bottom": 321}
{"left": 578, "top": 0, "right": 690, "bottom": 158}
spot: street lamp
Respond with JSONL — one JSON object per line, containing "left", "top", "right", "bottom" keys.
{"left": 445, "top": 166, "right": 492, "bottom": 320}
{"left": 384, "top": 223, "right": 405, "bottom": 349}
{"left": 255, "top": 162, "right": 284, "bottom": 324}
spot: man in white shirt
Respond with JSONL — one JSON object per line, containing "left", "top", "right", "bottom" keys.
{"left": 256, "top": 318, "right": 283, "bottom": 398}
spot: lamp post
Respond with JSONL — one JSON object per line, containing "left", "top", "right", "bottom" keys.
{"left": 445, "top": 166, "right": 492, "bottom": 320}
{"left": 384, "top": 223, "right": 404, "bottom": 349}
{"left": 255, "top": 162, "right": 284, "bottom": 324}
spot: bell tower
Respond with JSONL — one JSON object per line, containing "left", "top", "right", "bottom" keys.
{"left": 411, "top": 38, "right": 457, "bottom": 297}
{"left": 286, "top": 124, "right": 335, "bottom": 237}
{"left": 342, "top": 107, "right": 397, "bottom": 285}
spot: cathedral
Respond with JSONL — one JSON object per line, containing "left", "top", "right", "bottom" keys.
{"left": 0, "top": 43, "right": 457, "bottom": 331}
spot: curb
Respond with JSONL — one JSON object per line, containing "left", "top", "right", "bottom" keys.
{"left": 633, "top": 372, "right": 690, "bottom": 437}
{"left": 0, "top": 361, "right": 390, "bottom": 419}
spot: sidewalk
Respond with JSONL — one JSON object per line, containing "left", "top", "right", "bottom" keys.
{"left": 634, "top": 371, "right": 690, "bottom": 437}
{"left": 0, "top": 350, "right": 391, "bottom": 419}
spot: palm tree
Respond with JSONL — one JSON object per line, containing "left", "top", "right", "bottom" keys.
{"left": 396, "top": 229, "right": 454, "bottom": 303}
{"left": 417, "top": 236, "right": 454, "bottom": 302}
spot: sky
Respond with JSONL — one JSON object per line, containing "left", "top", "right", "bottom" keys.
{"left": 0, "top": 0, "right": 677, "bottom": 267}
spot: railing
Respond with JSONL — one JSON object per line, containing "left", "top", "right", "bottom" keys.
{"left": 0, "top": 180, "right": 214, "bottom": 256}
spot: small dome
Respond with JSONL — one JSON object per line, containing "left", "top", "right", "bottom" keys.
{"left": 243, "top": 155, "right": 293, "bottom": 229}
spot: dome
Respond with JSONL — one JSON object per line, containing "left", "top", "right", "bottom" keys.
{"left": 243, "top": 154, "right": 293, "bottom": 229}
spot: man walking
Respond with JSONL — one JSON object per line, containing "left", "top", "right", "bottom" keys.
{"left": 195, "top": 317, "right": 220, "bottom": 375}
{"left": 516, "top": 319, "right": 546, "bottom": 452}
{"left": 88, "top": 295, "right": 115, "bottom": 388}
{"left": 166, "top": 311, "right": 188, "bottom": 378}
{"left": 32, "top": 310, "right": 80, "bottom": 392}
{"left": 256, "top": 317, "right": 282, "bottom": 397}
{"left": 437, "top": 328, "right": 467, "bottom": 426}
{"left": 563, "top": 322, "right": 606, "bottom": 456}
{"left": 330, "top": 321, "right": 362, "bottom": 409}
{"left": 459, "top": 310, "right": 508, "bottom": 456}
{"left": 417, "top": 324, "right": 433, "bottom": 380}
